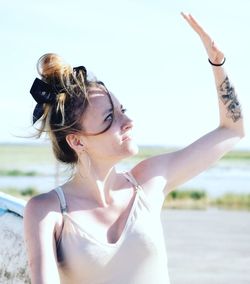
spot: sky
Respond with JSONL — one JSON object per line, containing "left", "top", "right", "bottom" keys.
{"left": 1, "top": 0, "right": 250, "bottom": 149}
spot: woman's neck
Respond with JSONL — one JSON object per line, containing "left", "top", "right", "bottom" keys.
{"left": 67, "top": 158, "right": 119, "bottom": 207}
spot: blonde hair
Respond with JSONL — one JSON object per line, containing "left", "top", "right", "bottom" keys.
{"left": 33, "top": 53, "right": 109, "bottom": 164}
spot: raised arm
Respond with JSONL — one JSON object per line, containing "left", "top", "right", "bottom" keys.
{"left": 181, "top": 13, "right": 243, "bottom": 131}
{"left": 132, "top": 13, "right": 245, "bottom": 196}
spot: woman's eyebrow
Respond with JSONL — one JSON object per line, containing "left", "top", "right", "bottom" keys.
{"left": 102, "top": 108, "right": 113, "bottom": 116}
{"left": 102, "top": 104, "right": 123, "bottom": 116}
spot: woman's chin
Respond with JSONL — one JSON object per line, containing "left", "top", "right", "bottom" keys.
{"left": 126, "top": 141, "right": 139, "bottom": 156}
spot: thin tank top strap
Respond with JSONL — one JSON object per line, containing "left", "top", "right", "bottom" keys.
{"left": 123, "top": 171, "right": 142, "bottom": 192}
{"left": 54, "top": 187, "right": 68, "bottom": 213}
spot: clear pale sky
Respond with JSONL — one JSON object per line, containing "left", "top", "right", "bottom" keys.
{"left": 1, "top": 0, "right": 249, "bottom": 149}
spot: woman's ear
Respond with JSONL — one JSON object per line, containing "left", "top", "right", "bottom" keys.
{"left": 66, "top": 134, "right": 85, "bottom": 153}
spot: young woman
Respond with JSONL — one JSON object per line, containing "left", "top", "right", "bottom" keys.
{"left": 24, "top": 13, "right": 244, "bottom": 284}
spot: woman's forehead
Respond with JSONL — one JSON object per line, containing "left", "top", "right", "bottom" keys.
{"left": 88, "top": 92, "right": 120, "bottom": 109}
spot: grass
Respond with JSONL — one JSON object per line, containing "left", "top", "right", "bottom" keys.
{"left": 136, "top": 146, "right": 250, "bottom": 160}
{"left": 211, "top": 193, "right": 250, "bottom": 210}
{"left": 221, "top": 151, "right": 250, "bottom": 160}
{"left": 164, "top": 189, "right": 209, "bottom": 210}
{"left": 164, "top": 188, "right": 250, "bottom": 210}
{"left": 1, "top": 187, "right": 39, "bottom": 200}
{"left": 0, "top": 143, "right": 55, "bottom": 169}
{"left": 0, "top": 169, "right": 37, "bottom": 176}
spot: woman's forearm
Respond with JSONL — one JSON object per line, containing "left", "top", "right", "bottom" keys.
{"left": 211, "top": 64, "right": 244, "bottom": 137}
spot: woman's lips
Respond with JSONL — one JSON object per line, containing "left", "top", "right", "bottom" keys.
{"left": 122, "top": 134, "right": 132, "bottom": 141}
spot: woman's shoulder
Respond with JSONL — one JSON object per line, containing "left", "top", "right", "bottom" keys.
{"left": 128, "top": 158, "right": 169, "bottom": 201}
{"left": 24, "top": 189, "right": 61, "bottom": 224}
{"left": 129, "top": 159, "right": 166, "bottom": 188}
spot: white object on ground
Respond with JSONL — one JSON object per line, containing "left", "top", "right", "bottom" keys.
{"left": 0, "top": 192, "right": 30, "bottom": 283}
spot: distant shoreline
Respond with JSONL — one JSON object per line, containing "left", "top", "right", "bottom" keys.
{"left": 1, "top": 144, "right": 249, "bottom": 210}
{"left": 1, "top": 187, "right": 250, "bottom": 211}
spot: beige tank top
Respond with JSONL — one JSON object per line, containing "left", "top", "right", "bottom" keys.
{"left": 54, "top": 172, "right": 170, "bottom": 284}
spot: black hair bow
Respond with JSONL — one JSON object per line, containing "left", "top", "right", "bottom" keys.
{"left": 30, "top": 78, "right": 57, "bottom": 124}
{"left": 73, "top": 65, "right": 87, "bottom": 80}
{"left": 73, "top": 65, "right": 86, "bottom": 73}
{"left": 30, "top": 66, "right": 87, "bottom": 124}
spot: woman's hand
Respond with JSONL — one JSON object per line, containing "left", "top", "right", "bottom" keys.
{"left": 181, "top": 12, "right": 225, "bottom": 65}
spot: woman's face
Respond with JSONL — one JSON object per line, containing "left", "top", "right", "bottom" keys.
{"left": 80, "top": 89, "right": 138, "bottom": 162}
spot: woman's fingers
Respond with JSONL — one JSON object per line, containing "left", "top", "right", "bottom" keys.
{"left": 181, "top": 12, "right": 209, "bottom": 38}
{"left": 181, "top": 12, "right": 224, "bottom": 64}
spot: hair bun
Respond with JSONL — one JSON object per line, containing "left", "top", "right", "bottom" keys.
{"left": 37, "top": 53, "right": 72, "bottom": 81}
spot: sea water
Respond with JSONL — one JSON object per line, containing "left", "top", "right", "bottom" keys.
{"left": 0, "top": 160, "right": 249, "bottom": 197}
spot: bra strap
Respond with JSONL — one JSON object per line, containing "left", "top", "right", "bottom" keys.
{"left": 54, "top": 187, "right": 68, "bottom": 213}
{"left": 123, "top": 171, "right": 142, "bottom": 192}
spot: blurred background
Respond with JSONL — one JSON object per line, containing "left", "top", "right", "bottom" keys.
{"left": 1, "top": 1, "right": 250, "bottom": 283}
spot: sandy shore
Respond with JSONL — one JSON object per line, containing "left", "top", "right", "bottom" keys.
{"left": 161, "top": 208, "right": 250, "bottom": 284}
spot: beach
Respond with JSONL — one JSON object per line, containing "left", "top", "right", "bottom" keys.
{"left": 162, "top": 208, "right": 250, "bottom": 284}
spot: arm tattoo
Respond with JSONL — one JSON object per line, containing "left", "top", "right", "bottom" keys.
{"left": 218, "top": 76, "right": 242, "bottom": 122}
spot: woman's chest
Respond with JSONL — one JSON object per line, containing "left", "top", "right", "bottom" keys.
{"left": 57, "top": 214, "right": 165, "bottom": 284}
{"left": 56, "top": 188, "right": 136, "bottom": 244}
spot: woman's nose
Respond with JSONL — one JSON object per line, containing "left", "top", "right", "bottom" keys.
{"left": 121, "top": 114, "right": 134, "bottom": 131}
